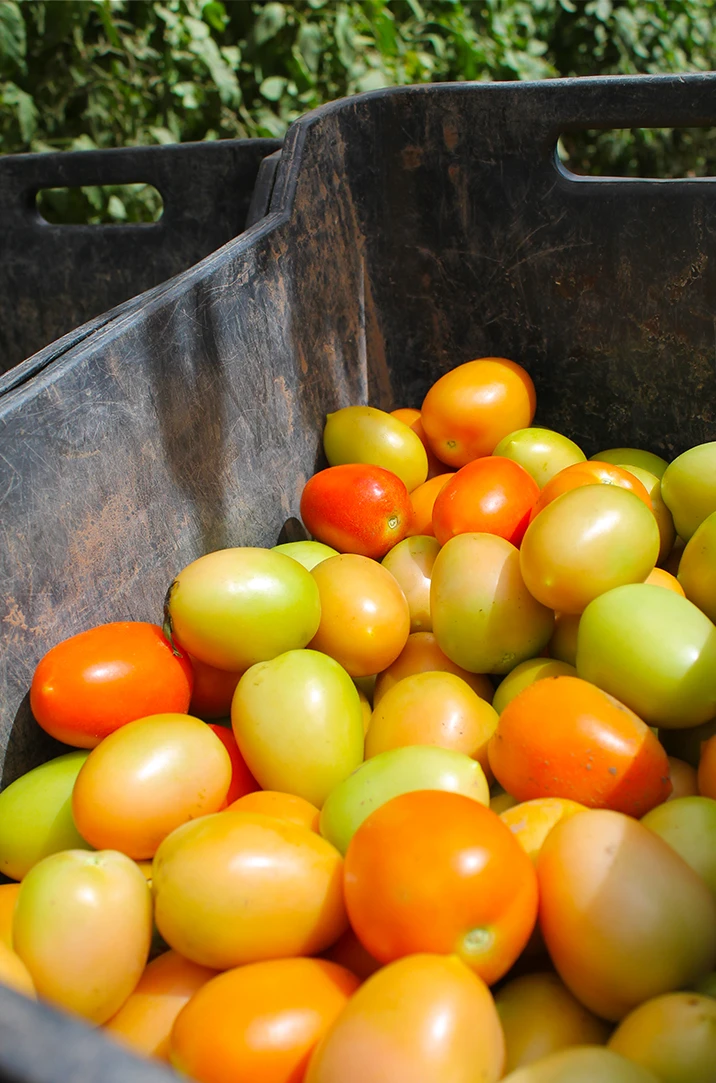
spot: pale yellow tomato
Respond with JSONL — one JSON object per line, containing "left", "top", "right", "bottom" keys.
{"left": 493, "top": 428, "right": 585, "bottom": 487}
{"left": 381, "top": 535, "right": 440, "bottom": 633}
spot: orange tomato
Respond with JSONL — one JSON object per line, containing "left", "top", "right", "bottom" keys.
{"left": 666, "top": 756, "right": 698, "bottom": 800}
{"left": 170, "top": 958, "right": 359, "bottom": 1083}
{"left": 321, "top": 926, "right": 383, "bottom": 981}
{"left": 304, "top": 954, "right": 505, "bottom": 1083}
{"left": 488, "top": 677, "right": 672, "bottom": 816}
{"left": 421, "top": 357, "right": 536, "bottom": 467}
{"left": 531, "top": 460, "right": 653, "bottom": 519}
{"left": 188, "top": 656, "right": 243, "bottom": 719}
{"left": 0, "top": 883, "right": 20, "bottom": 949}
{"left": 309, "top": 554, "right": 410, "bottom": 677}
{"left": 344, "top": 790, "right": 538, "bottom": 985}
{"left": 698, "top": 734, "right": 716, "bottom": 799}
{"left": 373, "top": 631, "right": 493, "bottom": 706}
{"left": 227, "top": 791, "right": 321, "bottom": 833}
{"left": 432, "top": 457, "right": 539, "bottom": 547}
{"left": 645, "top": 567, "right": 685, "bottom": 595}
{"left": 499, "top": 798, "right": 586, "bottom": 864}
{"left": 207, "top": 724, "right": 259, "bottom": 806}
{"left": 104, "top": 950, "right": 218, "bottom": 1061}
{"left": 390, "top": 408, "right": 446, "bottom": 479}
{"left": 0, "top": 940, "right": 35, "bottom": 999}
{"left": 406, "top": 473, "right": 454, "bottom": 536}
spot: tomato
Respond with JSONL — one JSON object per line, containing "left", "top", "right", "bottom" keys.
{"left": 577, "top": 584, "right": 716, "bottom": 728}
{"left": 305, "top": 954, "right": 505, "bottom": 1083}
{"left": 207, "top": 725, "right": 258, "bottom": 806}
{"left": 500, "top": 1047, "right": 660, "bottom": 1083}
{"left": 693, "top": 971, "right": 716, "bottom": 996}
{"left": 641, "top": 795, "right": 716, "bottom": 895}
{"left": 231, "top": 649, "right": 364, "bottom": 807}
{"left": 492, "top": 658, "right": 577, "bottom": 716}
{"left": 357, "top": 687, "right": 372, "bottom": 733}
{"left": 607, "top": 992, "right": 716, "bottom": 1081}
{"left": 72, "top": 714, "right": 232, "bottom": 859}
{"left": 432, "top": 457, "right": 539, "bottom": 547}
{"left": 309, "top": 555, "right": 410, "bottom": 677}
{"left": 666, "top": 756, "right": 698, "bottom": 801}
{"left": 492, "top": 428, "right": 586, "bottom": 488}
{"left": 0, "top": 752, "right": 91, "bottom": 880}
{"left": 431, "top": 534, "right": 554, "bottom": 674}
{"left": 166, "top": 548, "right": 321, "bottom": 673}
{"left": 698, "top": 735, "right": 716, "bottom": 799}
{"left": 324, "top": 405, "right": 428, "bottom": 492}
{"left": 320, "top": 745, "right": 489, "bottom": 855}
{"left": 678, "top": 509, "right": 716, "bottom": 622}
{"left": 547, "top": 612, "right": 581, "bottom": 666}
{"left": 170, "top": 958, "right": 359, "bottom": 1083}
{"left": 520, "top": 486, "right": 659, "bottom": 613}
{"left": 227, "top": 791, "right": 321, "bottom": 832}
{"left": 406, "top": 472, "right": 454, "bottom": 537}
{"left": 491, "top": 788, "right": 519, "bottom": 814}
{"left": 390, "top": 407, "right": 447, "bottom": 479}
{"left": 0, "top": 884, "right": 20, "bottom": 948}
{"left": 537, "top": 809, "right": 716, "bottom": 1020}
{"left": 104, "top": 950, "right": 218, "bottom": 1061}
{"left": 661, "top": 441, "right": 716, "bottom": 541}
{"left": 531, "top": 460, "right": 653, "bottom": 518}
{"left": 365, "top": 671, "right": 499, "bottom": 780}
{"left": 659, "top": 717, "right": 716, "bottom": 768}
{"left": 373, "top": 631, "right": 493, "bottom": 706}
{"left": 591, "top": 447, "right": 669, "bottom": 479}
{"left": 494, "top": 972, "right": 610, "bottom": 1073}
{"left": 644, "top": 566, "right": 684, "bottom": 594}
{"left": 618, "top": 465, "right": 675, "bottom": 564}
{"left": 30, "top": 622, "right": 193, "bottom": 748}
{"left": 344, "top": 791, "right": 538, "bottom": 984}
{"left": 320, "top": 926, "right": 382, "bottom": 981}
{"left": 300, "top": 464, "right": 412, "bottom": 560}
{"left": 0, "top": 941, "right": 35, "bottom": 999}
{"left": 272, "top": 540, "right": 339, "bottom": 570}
{"left": 152, "top": 811, "right": 347, "bottom": 969}
{"left": 188, "top": 656, "right": 243, "bottom": 720}
{"left": 381, "top": 535, "right": 440, "bottom": 633}
{"left": 488, "top": 676, "right": 671, "bottom": 815}
{"left": 499, "top": 798, "right": 587, "bottom": 864}
{"left": 13, "top": 849, "right": 152, "bottom": 1023}
{"left": 664, "top": 536, "right": 685, "bottom": 576}
{"left": 421, "top": 357, "right": 536, "bottom": 467}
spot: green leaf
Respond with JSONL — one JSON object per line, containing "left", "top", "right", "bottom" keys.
{"left": 297, "top": 22, "right": 322, "bottom": 73}
{"left": 260, "top": 75, "right": 288, "bottom": 100}
{"left": 0, "top": 1, "right": 26, "bottom": 75}
{"left": 107, "top": 193, "right": 128, "bottom": 220}
{"left": 189, "top": 35, "right": 241, "bottom": 106}
{"left": 1, "top": 81, "right": 38, "bottom": 143}
{"left": 202, "top": 1, "right": 228, "bottom": 33}
{"left": 253, "top": 3, "right": 286, "bottom": 46}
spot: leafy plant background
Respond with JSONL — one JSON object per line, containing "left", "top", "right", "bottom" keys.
{"left": 1, "top": 0, "right": 715, "bottom": 222}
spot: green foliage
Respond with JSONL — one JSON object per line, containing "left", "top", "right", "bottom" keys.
{"left": 1, "top": 0, "right": 715, "bottom": 222}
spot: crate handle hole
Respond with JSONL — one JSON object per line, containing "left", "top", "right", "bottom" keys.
{"left": 557, "top": 127, "right": 716, "bottom": 180}
{"left": 35, "top": 184, "right": 164, "bottom": 224}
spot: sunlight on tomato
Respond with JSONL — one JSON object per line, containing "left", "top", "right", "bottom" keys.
{"left": 381, "top": 535, "right": 440, "bottom": 632}
{"left": 301, "top": 464, "right": 412, "bottom": 560}
{"left": 0, "top": 884, "right": 20, "bottom": 949}
{"left": 373, "top": 631, "right": 493, "bottom": 706}
{"left": 644, "top": 567, "right": 684, "bottom": 595}
{"left": 432, "top": 457, "right": 539, "bottom": 547}
{"left": 391, "top": 407, "right": 446, "bottom": 479}
{"left": 493, "top": 428, "right": 586, "bottom": 488}
{"left": 227, "top": 791, "right": 321, "bottom": 833}
{"left": 531, "top": 460, "right": 653, "bottom": 517}
{"left": 492, "top": 658, "right": 577, "bottom": 716}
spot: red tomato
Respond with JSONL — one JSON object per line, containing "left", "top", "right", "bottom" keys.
{"left": 207, "top": 725, "right": 259, "bottom": 806}
{"left": 344, "top": 790, "right": 538, "bottom": 985}
{"left": 531, "top": 460, "right": 653, "bottom": 520}
{"left": 189, "top": 656, "right": 243, "bottom": 720}
{"left": 432, "top": 457, "right": 540, "bottom": 547}
{"left": 30, "top": 623, "right": 193, "bottom": 748}
{"left": 300, "top": 464, "right": 412, "bottom": 560}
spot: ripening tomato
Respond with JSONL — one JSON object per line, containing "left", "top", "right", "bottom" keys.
{"left": 665, "top": 757, "right": 698, "bottom": 800}
{"left": 309, "top": 555, "right": 410, "bottom": 677}
{"left": 661, "top": 441, "right": 716, "bottom": 541}
{"left": 520, "top": 486, "right": 660, "bottom": 613}
{"left": 592, "top": 447, "right": 669, "bottom": 479}
{"left": 300, "top": 464, "right": 412, "bottom": 560}
{"left": 537, "top": 809, "right": 716, "bottom": 1021}
{"left": 344, "top": 791, "right": 538, "bottom": 984}
{"left": 0, "top": 885, "right": 20, "bottom": 949}
{"left": 608, "top": 992, "right": 716, "bottom": 1082}
{"left": 188, "top": 656, "right": 243, "bottom": 720}
{"left": 152, "top": 811, "right": 347, "bottom": 969}
{"left": 30, "top": 622, "right": 193, "bottom": 748}
{"left": 547, "top": 613, "right": 580, "bottom": 666}
{"left": 499, "top": 798, "right": 586, "bottom": 864}
{"left": 373, "top": 631, "right": 493, "bottom": 706}
{"left": 381, "top": 535, "right": 440, "bottom": 633}
{"left": 642, "top": 795, "right": 716, "bottom": 895}
{"left": 432, "top": 457, "right": 539, "bottom": 547}
{"left": 492, "top": 658, "right": 577, "bottom": 716}
{"left": 104, "top": 950, "right": 218, "bottom": 1062}
{"left": 531, "top": 460, "right": 653, "bottom": 518}
{"left": 304, "top": 954, "right": 505, "bottom": 1083}
{"left": 170, "top": 958, "right": 359, "bottom": 1083}
{"left": 324, "top": 405, "right": 428, "bottom": 493}
{"left": 644, "top": 567, "right": 684, "bottom": 594}
{"left": 618, "top": 465, "right": 675, "bottom": 564}
{"left": 488, "top": 677, "right": 671, "bottom": 815}
{"left": 493, "top": 428, "right": 586, "bottom": 488}
{"left": 207, "top": 725, "right": 258, "bottom": 806}
{"left": 13, "top": 849, "right": 152, "bottom": 1024}
{"left": 390, "top": 407, "right": 447, "bottom": 479}
{"left": 406, "top": 472, "right": 454, "bottom": 536}
{"left": 227, "top": 791, "right": 321, "bottom": 832}
{"left": 72, "top": 714, "right": 232, "bottom": 859}
{"left": 421, "top": 357, "right": 536, "bottom": 467}
{"left": 500, "top": 1047, "right": 660, "bottom": 1083}
{"left": 678, "top": 510, "right": 716, "bottom": 622}
{"left": 0, "top": 940, "right": 35, "bottom": 999}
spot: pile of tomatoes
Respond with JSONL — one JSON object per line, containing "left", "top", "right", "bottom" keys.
{"left": 2, "top": 356, "right": 716, "bottom": 1083}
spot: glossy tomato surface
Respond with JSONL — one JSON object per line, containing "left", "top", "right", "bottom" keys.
{"left": 227, "top": 791, "right": 321, "bottom": 832}
{"left": 661, "top": 441, "right": 716, "bottom": 541}
{"left": 300, "top": 463, "right": 412, "bottom": 559}
{"left": 678, "top": 509, "right": 716, "bottom": 622}
{"left": 432, "top": 457, "right": 539, "bottom": 547}
{"left": 492, "top": 428, "right": 585, "bottom": 487}
{"left": 492, "top": 658, "right": 577, "bottom": 716}
{"left": 381, "top": 535, "right": 440, "bottom": 633}
{"left": 406, "top": 472, "right": 454, "bottom": 536}
{"left": 531, "top": 460, "right": 653, "bottom": 517}
{"left": 390, "top": 407, "right": 446, "bottom": 479}
{"left": 591, "top": 447, "right": 668, "bottom": 479}
{"left": 323, "top": 405, "right": 428, "bottom": 492}
{"left": 372, "top": 631, "right": 493, "bottom": 706}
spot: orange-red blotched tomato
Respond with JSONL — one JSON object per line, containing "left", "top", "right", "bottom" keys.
{"left": 30, "top": 622, "right": 193, "bottom": 748}
{"left": 344, "top": 790, "right": 538, "bottom": 985}
{"left": 300, "top": 464, "right": 412, "bottom": 560}
{"left": 432, "top": 457, "right": 539, "bottom": 547}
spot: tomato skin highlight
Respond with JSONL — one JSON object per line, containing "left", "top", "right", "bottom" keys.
{"left": 30, "top": 622, "right": 193, "bottom": 748}
{"left": 300, "top": 463, "right": 412, "bottom": 559}
{"left": 432, "top": 456, "right": 539, "bottom": 547}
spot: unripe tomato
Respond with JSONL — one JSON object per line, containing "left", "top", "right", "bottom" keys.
{"left": 641, "top": 795, "right": 716, "bottom": 895}
{"left": 305, "top": 954, "right": 505, "bottom": 1083}
{"left": 618, "top": 465, "right": 675, "bottom": 564}
{"left": 592, "top": 447, "right": 669, "bottom": 479}
{"left": 152, "top": 811, "right": 347, "bottom": 969}
{"left": 30, "top": 622, "right": 193, "bottom": 748}
{"left": 373, "top": 631, "right": 493, "bottom": 706}
{"left": 323, "top": 405, "right": 428, "bottom": 492}
{"left": 492, "top": 658, "right": 577, "bottom": 716}
{"left": 72, "top": 714, "right": 232, "bottom": 859}
{"left": 547, "top": 612, "right": 580, "bottom": 666}
{"left": 501, "top": 1047, "right": 660, "bottom": 1083}
{"left": 13, "top": 850, "right": 152, "bottom": 1024}
{"left": 431, "top": 533, "right": 554, "bottom": 674}
{"left": 537, "top": 809, "right": 716, "bottom": 1020}
{"left": 231, "top": 649, "right": 364, "bottom": 808}
{"left": 499, "top": 798, "right": 586, "bottom": 864}
{"left": 607, "top": 992, "right": 716, "bottom": 1082}
{"left": 661, "top": 441, "right": 716, "bottom": 540}
{"left": 227, "top": 791, "right": 321, "bottom": 832}
{"left": 381, "top": 535, "right": 440, "bottom": 633}
{"left": 432, "top": 457, "right": 539, "bottom": 547}
{"left": 272, "top": 540, "right": 338, "bottom": 570}
{"left": 678, "top": 509, "right": 716, "bottom": 622}
{"left": 300, "top": 464, "right": 412, "bottom": 560}
{"left": 406, "top": 472, "right": 454, "bottom": 536}
{"left": 309, "top": 554, "right": 410, "bottom": 677}
{"left": 493, "top": 428, "right": 585, "bottom": 487}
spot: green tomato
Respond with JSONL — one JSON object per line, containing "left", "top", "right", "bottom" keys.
{"left": 323, "top": 405, "right": 428, "bottom": 492}
{"left": 492, "top": 428, "right": 585, "bottom": 487}
{"left": 607, "top": 992, "right": 716, "bottom": 1083}
{"left": 272, "top": 540, "right": 339, "bottom": 571}
{"left": 166, "top": 547, "right": 321, "bottom": 672}
{"left": 591, "top": 447, "right": 669, "bottom": 480}
{"left": 231, "top": 649, "right": 364, "bottom": 807}
{"left": 547, "top": 613, "right": 581, "bottom": 667}
{"left": 641, "top": 796, "right": 716, "bottom": 896}
{"left": 618, "top": 465, "right": 676, "bottom": 565}
{"left": 678, "top": 510, "right": 716, "bottom": 623}
{"left": 501, "top": 1047, "right": 660, "bottom": 1083}
{"left": 577, "top": 584, "right": 716, "bottom": 729}
{"left": 492, "top": 658, "right": 577, "bottom": 716}
{"left": 659, "top": 717, "right": 716, "bottom": 767}
{"left": 320, "top": 745, "right": 489, "bottom": 855}
{"left": 0, "top": 752, "right": 92, "bottom": 880}
{"left": 661, "top": 442, "right": 716, "bottom": 541}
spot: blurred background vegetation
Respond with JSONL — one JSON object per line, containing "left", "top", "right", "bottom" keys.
{"left": 1, "top": 0, "right": 715, "bottom": 222}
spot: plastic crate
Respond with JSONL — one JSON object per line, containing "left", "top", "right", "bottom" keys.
{"left": 1, "top": 73, "right": 715, "bottom": 1081}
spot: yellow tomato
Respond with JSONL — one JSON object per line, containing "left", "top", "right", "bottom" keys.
{"left": 500, "top": 798, "right": 586, "bottom": 864}
{"left": 373, "top": 632, "right": 493, "bottom": 706}
{"left": 0, "top": 884, "right": 20, "bottom": 948}
{"left": 227, "top": 791, "right": 321, "bottom": 833}
{"left": 381, "top": 535, "right": 440, "bottom": 633}
{"left": 0, "top": 940, "right": 35, "bottom": 999}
